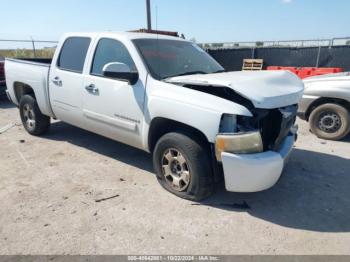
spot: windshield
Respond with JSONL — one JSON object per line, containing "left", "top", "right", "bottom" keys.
{"left": 133, "top": 39, "right": 224, "bottom": 80}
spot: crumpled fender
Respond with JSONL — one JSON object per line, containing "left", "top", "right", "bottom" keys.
{"left": 142, "top": 78, "right": 252, "bottom": 147}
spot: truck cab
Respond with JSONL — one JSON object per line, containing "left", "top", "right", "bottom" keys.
{"left": 5, "top": 32, "right": 304, "bottom": 200}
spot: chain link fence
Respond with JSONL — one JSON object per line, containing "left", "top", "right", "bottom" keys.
{"left": 199, "top": 37, "right": 350, "bottom": 49}
{"left": 208, "top": 45, "right": 350, "bottom": 71}
{"left": 0, "top": 39, "right": 58, "bottom": 59}
{"left": 203, "top": 37, "right": 350, "bottom": 71}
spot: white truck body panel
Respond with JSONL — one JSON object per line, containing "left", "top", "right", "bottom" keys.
{"left": 222, "top": 132, "right": 295, "bottom": 192}
{"left": 5, "top": 31, "right": 304, "bottom": 193}
{"left": 5, "top": 59, "right": 54, "bottom": 117}
{"left": 299, "top": 72, "right": 350, "bottom": 118}
{"left": 80, "top": 33, "right": 150, "bottom": 149}
{"left": 144, "top": 76, "right": 253, "bottom": 146}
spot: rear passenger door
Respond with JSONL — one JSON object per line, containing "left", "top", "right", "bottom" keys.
{"left": 49, "top": 36, "right": 91, "bottom": 128}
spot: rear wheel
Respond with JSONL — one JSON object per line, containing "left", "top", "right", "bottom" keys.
{"left": 309, "top": 103, "right": 350, "bottom": 140}
{"left": 19, "top": 95, "right": 50, "bottom": 135}
{"left": 152, "top": 132, "right": 213, "bottom": 201}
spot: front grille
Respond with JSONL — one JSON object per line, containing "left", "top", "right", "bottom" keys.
{"left": 260, "top": 109, "right": 282, "bottom": 150}
{"left": 237, "top": 104, "right": 297, "bottom": 151}
{"left": 273, "top": 105, "right": 298, "bottom": 150}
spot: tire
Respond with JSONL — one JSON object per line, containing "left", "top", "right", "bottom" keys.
{"left": 19, "top": 95, "right": 50, "bottom": 135}
{"left": 153, "top": 132, "right": 214, "bottom": 201}
{"left": 309, "top": 103, "right": 350, "bottom": 140}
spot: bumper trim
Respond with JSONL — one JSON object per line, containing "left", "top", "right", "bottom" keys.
{"left": 221, "top": 134, "right": 295, "bottom": 192}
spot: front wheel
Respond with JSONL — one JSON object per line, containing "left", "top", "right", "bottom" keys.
{"left": 153, "top": 132, "right": 214, "bottom": 201}
{"left": 19, "top": 95, "right": 50, "bottom": 135}
{"left": 309, "top": 103, "right": 350, "bottom": 140}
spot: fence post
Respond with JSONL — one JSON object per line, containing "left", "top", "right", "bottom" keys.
{"left": 315, "top": 41, "right": 321, "bottom": 67}
{"left": 31, "top": 37, "right": 36, "bottom": 58}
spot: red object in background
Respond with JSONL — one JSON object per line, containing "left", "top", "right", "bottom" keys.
{"left": 266, "top": 66, "right": 343, "bottom": 79}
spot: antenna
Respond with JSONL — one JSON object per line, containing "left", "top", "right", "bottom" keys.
{"left": 146, "top": 0, "right": 152, "bottom": 30}
{"left": 156, "top": 5, "right": 158, "bottom": 32}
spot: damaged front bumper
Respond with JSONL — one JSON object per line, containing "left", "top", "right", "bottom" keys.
{"left": 221, "top": 131, "right": 296, "bottom": 192}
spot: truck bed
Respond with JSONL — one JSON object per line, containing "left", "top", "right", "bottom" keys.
{"left": 5, "top": 58, "right": 54, "bottom": 117}
{"left": 6, "top": 57, "right": 52, "bottom": 67}
{"left": 16, "top": 58, "right": 52, "bottom": 64}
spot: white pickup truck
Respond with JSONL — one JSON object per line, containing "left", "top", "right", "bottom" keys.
{"left": 5, "top": 32, "right": 303, "bottom": 200}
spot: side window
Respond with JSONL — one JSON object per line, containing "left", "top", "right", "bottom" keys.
{"left": 91, "top": 38, "right": 136, "bottom": 76}
{"left": 57, "top": 37, "right": 91, "bottom": 73}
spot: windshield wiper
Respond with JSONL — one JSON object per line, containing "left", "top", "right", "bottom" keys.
{"left": 162, "top": 71, "right": 207, "bottom": 80}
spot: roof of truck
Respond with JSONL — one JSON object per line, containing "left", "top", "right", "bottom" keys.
{"left": 62, "top": 31, "right": 186, "bottom": 42}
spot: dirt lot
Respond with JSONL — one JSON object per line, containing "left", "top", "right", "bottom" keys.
{"left": 0, "top": 95, "right": 349, "bottom": 255}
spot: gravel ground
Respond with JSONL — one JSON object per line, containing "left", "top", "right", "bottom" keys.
{"left": 0, "top": 95, "right": 349, "bottom": 255}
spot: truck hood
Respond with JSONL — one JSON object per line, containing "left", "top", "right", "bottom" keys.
{"left": 165, "top": 70, "right": 304, "bottom": 109}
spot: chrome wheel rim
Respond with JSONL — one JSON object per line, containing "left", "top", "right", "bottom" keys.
{"left": 318, "top": 111, "right": 341, "bottom": 133}
{"left": 23, "top": 104, "right": 36, "bottom": 131}
{"left": 161, "top": 148, "right": 191, "bottom": 192}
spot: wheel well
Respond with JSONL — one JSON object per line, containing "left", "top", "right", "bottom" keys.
{"left": 148, "top": 117, "right": 210, "bottom": 153}
{"left": 306, "top": 97, "right": 350, "bottom": 121}
{"left": 13, "top": 82, "right": 35, "bottom": 103}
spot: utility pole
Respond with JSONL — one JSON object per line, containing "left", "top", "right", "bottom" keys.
{"left": 146, "top": 0, "right": 152, "bottom": 30}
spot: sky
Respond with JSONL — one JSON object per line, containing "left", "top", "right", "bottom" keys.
{"left": 1, "top": 0, "right": 350, "bottom": 44}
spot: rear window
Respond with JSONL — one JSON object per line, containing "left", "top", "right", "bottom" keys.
{"left": 57, "top": 37, "right": 91, "bottom": 73}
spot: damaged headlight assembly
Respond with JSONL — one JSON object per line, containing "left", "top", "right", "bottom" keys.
{"left": 215, "top": 114, "right": 263, "bottom": 161}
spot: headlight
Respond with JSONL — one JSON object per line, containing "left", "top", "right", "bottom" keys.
{"left": 219, "top": 114, "right": 237, "bottom": 133}
{"left": 215, "top": 131, "right": 263, "bottom": 161}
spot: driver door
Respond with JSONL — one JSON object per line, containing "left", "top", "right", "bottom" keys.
{"left": 82, "top": 38, "right": 146, "bottom": 149}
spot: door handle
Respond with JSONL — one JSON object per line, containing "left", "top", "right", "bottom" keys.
{"left": 85, "top": 84, "right": 99, "bottom": 94}
{"left": 51, "top": 76, "right": 62, "bottom": 86}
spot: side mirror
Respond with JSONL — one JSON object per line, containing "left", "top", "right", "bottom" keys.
{"left": 102, "top": 62, "right": 139, "bottom": 85}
